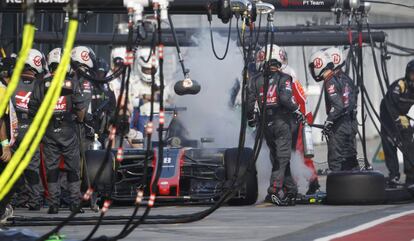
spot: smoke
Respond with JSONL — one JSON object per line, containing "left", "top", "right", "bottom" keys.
{"left": 290, "top": 151, "right": 313, "bottom": 194}
{"left": 172, "top": 30, "right": 311, "bottom": 201}
{"left": 173, "top": 31, "right": 242, "bottom": 147}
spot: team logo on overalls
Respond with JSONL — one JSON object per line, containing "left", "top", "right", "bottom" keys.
{"left": 54, "top": 96, "right": 67, "bottom": 111}
{"left": 260, "top": 85, "right": 278, "bottom": 104}
{"left": 15, "top": 91, "right": 32, "bottom": 110}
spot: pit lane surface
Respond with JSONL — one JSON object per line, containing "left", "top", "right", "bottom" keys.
{"left": 8, "top": 203, "right": 414, "bottom": 241}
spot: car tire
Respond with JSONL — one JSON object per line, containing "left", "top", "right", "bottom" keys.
{"left": 85, "top": 150, "right": 115, "bottom": 196}
{"left": 326, "top": 170, "right": 386, "bottom": 205}
{"left": 385, "top": 187, "right": 414, "bottom": 204}
{"left": 224, "top": 148, "right": 258, "bottom": 206}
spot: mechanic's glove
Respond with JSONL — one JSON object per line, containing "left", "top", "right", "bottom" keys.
{"left": 84, "top": 123, "right": 95, "bottom": 139}
{"left": 396, "top": 115, "right": 410, "bottom": 129}
{"left": 322, "top": 121, "right": 333, "bottom": 140}
{"left": 248, "top": 117, "right": 257, "bottom": 128}
{"left": 294, "top": 109, "right": 305, "bottom": 124}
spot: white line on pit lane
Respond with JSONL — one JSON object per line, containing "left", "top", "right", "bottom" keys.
{"left": 314, "top": 209, "right": 414, "bottom": 241}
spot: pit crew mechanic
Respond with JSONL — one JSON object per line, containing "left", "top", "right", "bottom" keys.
{"left": 28, "top": 47, "right": 90, "bottom": 214}
{"left": 380, "top": 59, "right": 414, "bottom": 187}
{"left": 309, "top": 50, "right": 358, "bottom": 171}
{"left": 10, "top": 49, "right": 44, "bottom": 211}
{"left": 323, "top": 47, "right": 359, "bottom": 170}
{"left": 87, "top": 57, "right": 116, "bottom": 146}
{"left": 247, "top": 44, "right": 304, "bottom": 206}
{"left": 0, "top": 54, "right": 17, "bottom": 223}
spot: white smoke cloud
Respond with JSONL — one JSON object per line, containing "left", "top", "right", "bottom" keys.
{"left": 172, "top": 30, "right": 312, "bottom": 201}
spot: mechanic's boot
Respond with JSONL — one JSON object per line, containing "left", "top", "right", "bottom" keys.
{"left": 0, "top": 205, "right": 13, "bottom": 224}
{"left": 270, "top": 193, "right": 289, "bottom": 206}
{"left": 28, "top": 204, "right": 41, "bottom": 211}
{"left": 387, "top": 177, "right": 403, "bottom": 188}
{"left": 90, "top": 203, "right": 100, "bottom": 213}
{"left": 286, "top": 193, "right": 297, "bottom": 206}
{"left": 69, "top": 203, "right": 85, "bottom": 214}
{"left": 306, "top": 179, "right": 320, "bottom": 195}
{"left": 264, "top": 194, "right": 273, "bottom": 203}
{"left": 48, "top": 205, "right": 59, "bottom": 214}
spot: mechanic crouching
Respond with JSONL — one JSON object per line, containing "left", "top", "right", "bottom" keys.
{"left": 380, "top": 60, "right": 414, "bottom": 188}
{"left": 309, "top": 50, "right": 358, "bottom": 172}
{"left": 28, "top": 47, "right": 88, "bottom": 214}
{"left": 247, "top": 44, "right": 304, "bottom": 206}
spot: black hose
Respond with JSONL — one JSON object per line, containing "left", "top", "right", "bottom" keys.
{"left": 312, "top": 86, "right": 324, "bottom": 120}
{"left": 77, "top": 65, "right": 124, "bottom": 84}
{"left": 366, "top": 20, "right": 386, "bottom": 97}
{"left": 168, "top": 14, "right": 188, "bottom": 76}
{"left": 209, "top": 18, "right": 232, "bottom": 60}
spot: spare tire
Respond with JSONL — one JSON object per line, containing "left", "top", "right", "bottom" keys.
{"left": 85, "top": 150, "right": 115, "bottom": 196}
{"left": 326, "top": 171, "right": 385, "bottom": 205}
{"left": 385, "top": 187, "right": 414, "bottom": 204}
{"left": 224, "top": 148, "right": 258, "bottom": 206}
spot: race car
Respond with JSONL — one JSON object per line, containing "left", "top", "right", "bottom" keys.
{"left": 85, "top": 108, "right": 258, "bottom": 206}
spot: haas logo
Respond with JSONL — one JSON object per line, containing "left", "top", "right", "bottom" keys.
{"left": 279, "top": 49, "right": 286, "bottom": 62}
{"left": 257, "top": 51, "right": 265, "bottom": 62}
{"left": 332, "top": 53, "right": 341, "bottom": 65}
{"left": 260, "top": 85, "right": 278, "bottom": 104}
{"left": 54, "top": 96, "right": 67, "bottom": 111}
{"left": 80, "top": 51, "right": 90, "bottom": 62}
{"left": 15, "top": 91, "right": 32, "bottom": 110}
{"left": 313, "top": 58, "right": 323, "bottom": 69}
{"left": 33, "top": 56, "right": 42, "bottom": 67}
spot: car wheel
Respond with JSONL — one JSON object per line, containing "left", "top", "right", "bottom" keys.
{"left": 224, "top": 148, "right": 258, "bottom": 206}
{"left": 85, "top": 150, "right": 115, "bottom": 196}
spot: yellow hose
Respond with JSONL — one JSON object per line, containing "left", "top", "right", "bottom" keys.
{"left": 0, "top": 20, "right": 79, "bottom": 200}
{"left": 0, "top": 24, "right": 35, "bottom": 119}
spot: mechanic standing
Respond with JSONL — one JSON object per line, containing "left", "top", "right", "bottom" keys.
{"left": 0, "top": 54, "right": 19, "bottom": 222}
{"left": 323, "top": 47, "right": 359, "bottom": 166}
{"left": 247, "top": 44, "right": 303, "bottom": 206}
{"left": 9, "top": 49, "right": 45, "bottom": 211}
{"left": 28, "top": 47, "right": 89, "bottom": 214}
{"left": 380, "top": 60, "right": 414, "bottom": 188}
{"left": 309, "top": 50, "right": 358, "bottom": 171}
{"left": 88, "top": 58, "right": 116, "bottom": 146}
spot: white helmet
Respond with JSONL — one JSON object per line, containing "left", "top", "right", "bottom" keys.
{"left": 71, "top": 46, "right": 96, "bottom": 70}
{"left": 256, "top": 44, "right": 287, "bottom": 71}
{"left": 308, "top": 50, "right": 334, "bottom": 82}
{"left": 111, "top": 47, "right": 126, "bottom": 69}
{"left": 324, "top": 47, "right": 344, "bottom": 69}
{"left": 135, "top": 47, "right": 159, "bottom": 83}
{"left": 25, "top": 49, "right": 46, "bottom": 74}
{"left": 282, "top": 65, "right": 297, "bottom": 80}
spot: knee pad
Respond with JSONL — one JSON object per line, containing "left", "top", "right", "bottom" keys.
{"left": 47, "top": 168, "right": 60, "bottom": 183}
{"left": 24, "top": 170, "right": 40, "bottom": 184}
{"left": 67, "top": 171, "right": 80, "bottom": 183}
